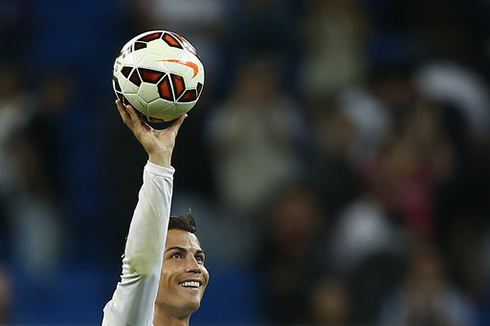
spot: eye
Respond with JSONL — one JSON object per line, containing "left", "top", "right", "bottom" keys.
{"left": 171, "top": 252, "right": 183, "bottom": 259}
{"left": 195, "top": 254, "right": 205, "bottom": 264}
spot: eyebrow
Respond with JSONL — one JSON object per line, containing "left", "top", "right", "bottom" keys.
{"left": 165, "top": 246, "right": 205, "bottom": 255}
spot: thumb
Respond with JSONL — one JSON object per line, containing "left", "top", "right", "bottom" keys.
{"left": 167, "top": 114, "right": 188, "bottom": 135}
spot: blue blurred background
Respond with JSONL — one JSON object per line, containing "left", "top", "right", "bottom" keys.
{"left": 1, "top": 0, "right": 490, "bottom": 325}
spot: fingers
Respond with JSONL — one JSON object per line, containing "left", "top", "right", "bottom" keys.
{"left": 115, "top": 99, "right": 187, "bottom": 135}
{"left": 125, "top": 103, "right": 143, "bottom": 130}
{"left": 115, "top": 99, "right": 145, "bottom": 132}
{"left": 139, "top": 116, "right": 153, "bottom": 132}
{"left": 115, "top": 99, "right": 131, "bottom": 126}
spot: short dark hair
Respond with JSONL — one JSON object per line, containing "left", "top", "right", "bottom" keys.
{"left": 168, "top": 210, "right": 197, "bottom": 233}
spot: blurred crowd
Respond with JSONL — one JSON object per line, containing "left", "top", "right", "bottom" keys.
{"left": 1, "top": 0, "right": 490, "bottom": 325}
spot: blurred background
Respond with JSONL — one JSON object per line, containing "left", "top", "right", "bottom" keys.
{"left": 0, "top": 0, "right": 490, "bottom": 325}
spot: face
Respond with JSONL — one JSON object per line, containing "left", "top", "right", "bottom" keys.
{"left": 155, "top": 229, "right": 209, "bottom": 318}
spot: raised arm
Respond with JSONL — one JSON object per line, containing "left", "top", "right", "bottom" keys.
{"left": 102, "top": 100, "right": 186, "bottom": 326}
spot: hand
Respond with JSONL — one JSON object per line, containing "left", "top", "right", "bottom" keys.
{"left": 115, "top": 99, "right": 187, "bottom": 167}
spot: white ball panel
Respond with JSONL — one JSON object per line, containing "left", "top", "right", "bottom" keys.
{"left": 148, "top": 99, "right": 174, "bottom": 120}
{"left": 120, "top": 75, "right": 139, "bottom": 94}
{"left": 130, "top": 48, "right": 149, "bottom": 66}
{"left": 138, "top": 54, "right": 170, "bottom": 73}
{"left": 125, "top": 94, "right": 148, "bottom": 116}
{"left": 160, "top": 103, "right": 178, "bottom": 121}
{"left": 174, "top": 101, "right": 196, "bottom": 116}
{"left": 147, "top": 39, "right": 169, "bottom": 56}
{"left": 162, "top": 47, "right": 188, "bottom": 60}
{"left": 138, "top": 83, "right": 160, "bottom": 103}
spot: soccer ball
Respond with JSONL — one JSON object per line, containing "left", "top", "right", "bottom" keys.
{"left": 112, "top": 30, "right": 205, "bottom": 122}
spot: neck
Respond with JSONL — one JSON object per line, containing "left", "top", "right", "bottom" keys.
{"left": 153, "top": 306, "right": 191, "bottom": 326}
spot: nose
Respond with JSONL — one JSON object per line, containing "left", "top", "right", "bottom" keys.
{"left": 185, "top": 256, "right": 202, "bottom": 273}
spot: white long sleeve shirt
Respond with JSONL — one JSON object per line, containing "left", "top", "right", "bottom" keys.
{"left": 102, "top": 161, "right": 174, "bottom": 326}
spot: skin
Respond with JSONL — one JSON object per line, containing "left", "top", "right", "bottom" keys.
{"left": 116, "top": 100, "right": 209, "bottom": 325}
{"left": 154, "top": 229, "right": 209, "bottom": 326}
{"left": 115, "top": 99, "right": 187, "bottom": 168}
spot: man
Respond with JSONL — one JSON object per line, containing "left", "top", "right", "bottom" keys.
{"left": 102, "top": 100, "right": 209, "bottom": 326}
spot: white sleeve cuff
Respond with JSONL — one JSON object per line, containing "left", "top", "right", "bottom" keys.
{"left": 144, "top": 160, "right": 175, "bottom": 178}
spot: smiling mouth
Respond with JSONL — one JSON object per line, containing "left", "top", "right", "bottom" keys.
{"left": 179, "top": 281, "right": 202, "bottom": 288}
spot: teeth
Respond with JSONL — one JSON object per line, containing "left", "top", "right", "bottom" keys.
{"left": 180, "top": 281, "right": 200, "bottom": 288}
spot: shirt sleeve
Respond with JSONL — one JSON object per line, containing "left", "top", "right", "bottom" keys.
{"left": 102, "top": 161, "right": 175, "bottom": 326}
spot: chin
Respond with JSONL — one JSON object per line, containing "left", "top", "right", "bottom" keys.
{"left": 178, "top": 300, "right": 201, "bottom": 316}
{"left": 187, "top": 298, "right": 202, "bottom": 311}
